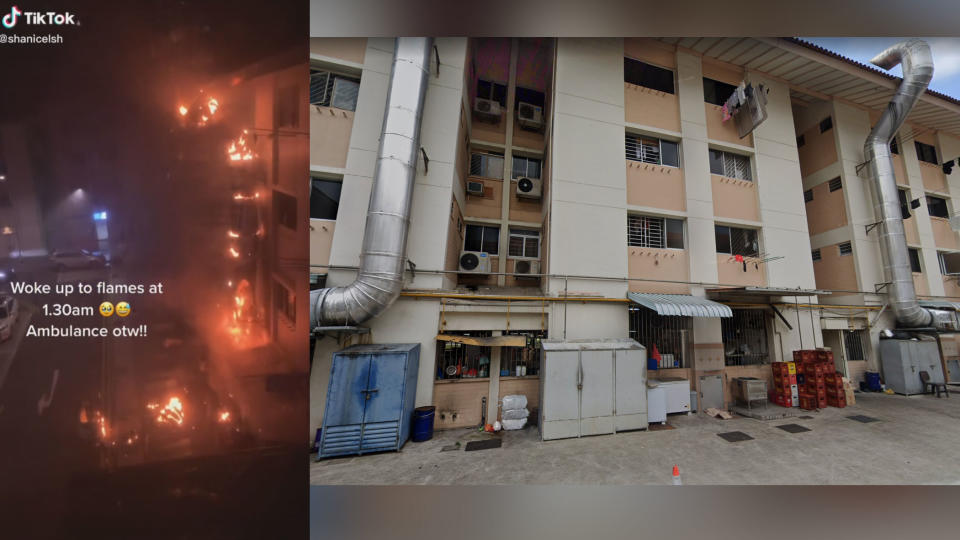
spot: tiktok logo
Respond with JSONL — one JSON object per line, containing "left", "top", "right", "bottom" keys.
{"left": 2, "top": 6, "right": 21, "bottom": 28}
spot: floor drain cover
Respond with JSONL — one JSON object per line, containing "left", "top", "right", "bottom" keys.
{"left": 776, "top": 424, "right": 811, "bottom": 433}
{"left": 798, "top": 416, "right": 814, "bottom": 420}
{"left": 464, "top": 439, "right": 502, "bottom": 452}
{"left": 847, "top": 415, "right": 880, "bottom": 423}
{"left": 717, "top": 431, "right": 754, "bottom": 443}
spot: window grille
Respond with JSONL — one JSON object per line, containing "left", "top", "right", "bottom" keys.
{"left": 470, "top": 152, "right": 504, "bottom": 179}
{"left": 843, "top": 330, "right": 866, "bottom": 361}
{"left": 435, "top": 331, "right": 493, "bottom": 380}
{"left": 501, "top": 330, "right": 547, "bottom": 376}
{"left": 804, "top": 189, "right": 813, "bottom": 203}
{"left": 722, "top": 309, "right": 769, "bottom": 366}
{"left": 628, "top": 216, "right": 684, "bottom": 249}
{"left": 828, "top": 178, "right": 842, "bottom": 192}
{"left": 939, "top": 251, "right": 960, "bottom": 275}
{"left": 310, "top": 69, "right": 360, "bottom": 110}
{"left": 915, "top": 141, "right": 938, "bottom": 165}
{"left": 628, "top": 307, "right": 693, "bottom": 368}
{"left": 812, "top": 249, "right": 821, "bottom": 261}
{"left": 838, "top": 241, "right": 853, "bottom": 255}
{"left": 464, "top": 224, "right": 500, "bottom": 254}
{"left": 709, "top": 149, "right": 751, "bottom": 181}
{"left": 625, "top": 134, "right": 679, "bottom": 167}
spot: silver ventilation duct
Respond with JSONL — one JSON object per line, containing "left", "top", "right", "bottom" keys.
{"left": 865, "top": 39, "right": 952, "bottom": 329}
{"left": 311, "top": 37, "right": 433, "bottom": 328}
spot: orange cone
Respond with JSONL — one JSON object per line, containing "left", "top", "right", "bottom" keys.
{"left": 672, "top": 465, "right": 682, "bottom": 486}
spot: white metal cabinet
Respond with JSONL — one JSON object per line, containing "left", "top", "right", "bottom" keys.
{"left": 646, "top": 386, "right": 667, "bottom": 424}
{"left": 615, "top": 349, "right": 648, "bottom": 431}
{"left": 654, "top": 379, "right": 691, "bottom": 415}
{"left": 540, "top": 339, "right": 647, "bottom": 441}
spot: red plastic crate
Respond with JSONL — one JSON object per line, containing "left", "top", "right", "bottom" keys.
{"left": 799, "top": 395, "right": 817, "bottom": 410}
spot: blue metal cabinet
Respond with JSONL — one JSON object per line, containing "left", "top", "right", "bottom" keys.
{"left": 319, "top": 343, "right": 420, "bottom": 458}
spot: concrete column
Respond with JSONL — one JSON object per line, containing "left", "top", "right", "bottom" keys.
{"left": 487, "top": 330, "right": 502, "bottom": 422}
{"left": 498, "top": 39, "right": 519, "bottom": 286}
{"left": 676, "top": 51, "right": 719, "bottom": 285}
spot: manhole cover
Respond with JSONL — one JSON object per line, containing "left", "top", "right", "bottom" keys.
{"left": 776, "top": 423, "right": 811, "bottom": 433}
{"left": 798, "top": 415, "right": 814, "bottom": 420}
{"left": 847, "top": 415, "right": 880, "bottom": 423}
{"left": 717, "top": 431, "right": 754, "bottom": 443}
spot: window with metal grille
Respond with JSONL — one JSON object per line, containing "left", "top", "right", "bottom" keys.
{"left": 628, "top": 215, "right": 684, "bottom": 249}
{"left": 939, "top": 251, "right": 960, "bottom": 275}
{"left": 819, "top": 117, "right": 833, "bottom": 133}
{"left": 476, "top": 79, "right": 507, "bottom": 106}
{"left": 501, "top": 330, "right": 547, "bottom": 376}
{"left": 796, "top": 135, "right": 805, "bottom": 148}
{"left": 469, "top": 152, "right": 504, "bottom": 179}
{"left": 812, "top": 249, "right": 821, "bottom": 261}
{"left": 310, "top": 177, "right": 341, "bottom": 220}
{"left": 838, "top": 241, "right": 853, "bottom": 256}
{"left": 915, "top": 141, "right": 939, "bottom": 165}
{"left": 708, "top": 149, "right": 751, "bottom": 181}
{"left": 721, "top": 309, "right": 769, "bottom": 366}
{"left": 435, "top": 331, "right": 493, "bottom": 380}
{"left": 625, "top": 134, "right": 680, "bottom": 167}
{"left": 464, "top": 224, "right": 499, "bottom": 254}
{"left": 310, "top": 69, "right": 360, "bottom": 111}
{"left": 828, "top": 178, "right": 842, "bottom": 192}
{"left": 624, "top": 58, "right": 675, "bottom": 94}
{"left": 843, "top": 330, "right": 866, "bottom": 361}
{"left": 703, "top": 77, "right": 737, "bottom": 106}
{"left": 926, "top": 195, "right": 950, "bottom": 218}
{"left": 508, "top": 229, "right": 540, "bottom": 258}
{"left": 804, "top": 189, "right": 813, "bottom": 203}
{"left": 511, "top": 156, "right": 542, "bottom": 179}
{"left": 890, "top": 139, "right": 899, "bottom": 155}
{"left": 629, "top": 307, "right": 693, "bottom": 368}
{"left": 908, "top": 248, "right": 922, "bottom": 273}
{"left": 715, "top": 225, "right": 759, "bottom": 257}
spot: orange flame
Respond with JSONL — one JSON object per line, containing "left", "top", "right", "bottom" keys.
{"left": 226, "top": 129, "right": 255, "bottom": 162}
{"left": 218, "top": 410, "right": 231, "bottom": 423}
{"left": 228, "top": 247, "right": 240, "bottom": 258}
{"left": 178, "top": 105, "right": 188, "bottom": 116}
{"left": 227, "top": 230, "right": 240, "bottom": 238}
{"left": 152, "top": 397, "right": 185, "bottom": 426}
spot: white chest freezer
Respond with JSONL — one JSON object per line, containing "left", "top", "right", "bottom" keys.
{"left": 649, "top": 378, "right": 691, "bottom": 415}
{"left": 646, "top": 386, "right": 667, "bottom": 424}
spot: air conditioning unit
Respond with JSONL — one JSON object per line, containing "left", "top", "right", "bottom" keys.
{"left": 466, "top": 180, "right": 485, "bottom": 196}
{"left": 517, "top": 102, "right": 543, "bottom": 130}
{"left": 459, "top": 251, "right": 491, "bottom": 273}
{"left": 516, "top": 177, "right": 542, "bottom": 200}
{"left": 474, "top": 98, "right": 502, "bottom": 122}
{"left": 514, "top": 260, "right": 540, "bottom": 276}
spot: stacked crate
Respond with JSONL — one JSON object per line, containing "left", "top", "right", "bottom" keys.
{"left": 771, "top": 362, "right": 798, "bottom": 408}
{"left": 792, "top": 349, "right": 845, "bottom": 409}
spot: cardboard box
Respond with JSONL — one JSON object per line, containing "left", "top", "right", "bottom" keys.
{"left": 845, "top": 389, "right": 856, "bottom": 405}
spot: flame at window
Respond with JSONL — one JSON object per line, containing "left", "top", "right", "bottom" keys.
{"left": 227, "top": 129, "right": 256, "bottom": 162}
{"left": 148, "top": 397, "right": 185, "bottom": 426}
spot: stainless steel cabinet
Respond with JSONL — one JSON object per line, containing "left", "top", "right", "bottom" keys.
{"left": 540, "top": 339, "right": 647, "bottom": 441}
{"left": 880, "top": 338, "right": 944, "bottom": 395}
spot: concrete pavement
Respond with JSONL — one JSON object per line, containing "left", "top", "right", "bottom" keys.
{"left": 311, "top": 391, "right": 960, "bottom": 485}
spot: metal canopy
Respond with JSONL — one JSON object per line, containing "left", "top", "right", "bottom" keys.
{"left": 705, "top": 286, "right": 830, "bottom": 297}
{"left": 628, "top": 292, "right": 733, "bottom": 318}
{"left": 657, "top": 37, "right": 960, "bottom": 138}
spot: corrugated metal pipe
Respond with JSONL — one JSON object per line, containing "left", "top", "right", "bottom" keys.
{"left": 311, "top": 37, "right": 433, "bottom": 328}
{"left": 865, "top": 39, "right": 951, "bottom": 329}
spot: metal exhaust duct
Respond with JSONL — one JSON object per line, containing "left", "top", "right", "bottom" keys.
{"left": 865, "top": 39, "right": 951, "bottom": 329}
{"left": 311, "top": 37, "right": 433, "bottom": 328}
